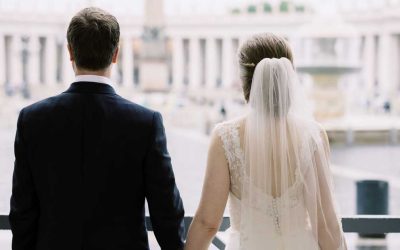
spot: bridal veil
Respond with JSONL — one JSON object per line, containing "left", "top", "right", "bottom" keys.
{"left": 240, "top": 57, "right": 347, "bottom": 249}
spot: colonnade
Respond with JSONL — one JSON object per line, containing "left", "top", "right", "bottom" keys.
{"left": 0, "top": 32, "right": 399, "bottom": 96}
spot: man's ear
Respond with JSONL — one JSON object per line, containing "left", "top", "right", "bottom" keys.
{"left": 112, "top": 46, "right": 119, "bottom": 63}
{"left": 67, "top": 44, "right": 74, "bottom": 61}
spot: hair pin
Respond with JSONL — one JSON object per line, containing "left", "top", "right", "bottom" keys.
{"left": 241, "top": 62, "right": 256, "bottom": 67}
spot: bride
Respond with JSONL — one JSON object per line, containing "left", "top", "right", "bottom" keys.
{"left": 184, "top": 33, "right": 347, "bottom": 250}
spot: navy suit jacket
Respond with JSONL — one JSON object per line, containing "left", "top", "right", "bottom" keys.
{"left": 9, "top": 82, "right": 185, "bottom": 250}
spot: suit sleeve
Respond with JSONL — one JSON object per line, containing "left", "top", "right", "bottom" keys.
{"left": 9, "top": 109, "right": 39, "bottom": 250}
{"left": 144, "top": 112, "right": 185, "bottom": 250}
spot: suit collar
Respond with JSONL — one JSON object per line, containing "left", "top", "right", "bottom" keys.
{"left": 64, "top": 82, "right": 117, "bottom": 95}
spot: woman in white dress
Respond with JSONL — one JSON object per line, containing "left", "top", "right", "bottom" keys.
{"left": 185, "top": 33, "right": 347, "bottom": 250}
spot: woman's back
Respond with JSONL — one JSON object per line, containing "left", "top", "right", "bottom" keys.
{"left": 216, "top": 117, "right": 305, "bottom": 198}
{"left": 215, "top": 118, "right": 321, "bottom": 250}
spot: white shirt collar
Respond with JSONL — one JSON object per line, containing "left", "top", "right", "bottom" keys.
{"left": 74, "top": 75, "right": 115, "bottom": 87}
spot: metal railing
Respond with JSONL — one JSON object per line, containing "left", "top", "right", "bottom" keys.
{"left": 1, "top": 215, "right": 400, "bottom": 249}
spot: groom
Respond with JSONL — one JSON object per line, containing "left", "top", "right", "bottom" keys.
{"left": 9, "top": 7, "right": 185, "bottom": 250}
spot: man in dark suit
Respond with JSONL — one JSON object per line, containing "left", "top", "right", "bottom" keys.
{"left": 9, "top": 7, "right": 185, "bottom": 250}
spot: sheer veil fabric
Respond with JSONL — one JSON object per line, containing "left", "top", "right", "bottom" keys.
{"left": 239, "top": 58, "right": 347, "bottom": 249}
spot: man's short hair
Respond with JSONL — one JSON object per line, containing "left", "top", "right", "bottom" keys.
{"left": 67, "top": 7, "right": 120, "bottom": 71}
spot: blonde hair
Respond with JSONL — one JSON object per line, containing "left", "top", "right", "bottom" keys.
{"left": 238, "top": 33, "right": 293, "bottom": 102}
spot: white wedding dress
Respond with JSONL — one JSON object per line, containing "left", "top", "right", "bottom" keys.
{"left": 216, "top": 119, "right": 319, "bottom": 250}
{"left": 213, "top": 58, "right": 347, "bottom": 250}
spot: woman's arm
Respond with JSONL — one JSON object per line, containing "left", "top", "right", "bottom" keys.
{"left": 306, "top": 129, "right": 347, "bottom": 250}
{"left": 185, "top": 129, "right": 231, "bottom": 250}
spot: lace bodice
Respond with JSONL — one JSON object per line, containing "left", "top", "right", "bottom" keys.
{"left": 215, "top": 119, "right": 245, "bottom": 198}
{"left": 215, "top": 119, "right": 304, "bottom": 199}
{"left": 214, "top": 119, "right": 307, "bottom": 235}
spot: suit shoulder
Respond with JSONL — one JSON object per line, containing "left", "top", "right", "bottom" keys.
{"left": 20, "top": 94, "right": 64, "bottom": 118}
{"left": 115, "top": 96, "right": 158, "bottom": 118}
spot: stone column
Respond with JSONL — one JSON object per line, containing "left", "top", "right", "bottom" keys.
{"left": 111, "top": 62, "right": 119, "bottom": 84}
{"left": 239, "top": 36, "right": 247, "bottom": 47}
{"left": 62, "top": 39, "right": 74, "bottom": 84}
{"left": 122, "top": 36, "right": 134, "bottom": 87}
{"left": 222, "top": 37, "right": 233, "bottom": 88}
{"left": 362, "top": 34, "right": 376, "bottom": 98}
{"left": 393, "top": 36, "right": 400, "bottom": 93}
{"left": 189, "top": 36, "right": 200, "bottom": 89}
{"left": 349, "top": 37, "right": 361, "bottom": 64}
{"left": 378, "top": 33, "right": 393, "bottom": 99}
{"left": 28, "top": 35, "right": 41, "bottom": 86}
{"left": 9, "top": 35, "right": 23, "bottom": 90}
{"left": 304, "top": 38, "right": 313, "bottom": 64}
{"left": 232, "top": 38, "right": 240, "bottom": 85}
{"left": 206, "top": 37, "right": 217, "bottom": 89}
{"left": 0, "top": 33, "right": 5, "bottom": 88}
{"left": 45, "top": 35, "right": 57, "bottom": 85}
{"left": 172, "top": 36, "right": 184, "bottom": 90}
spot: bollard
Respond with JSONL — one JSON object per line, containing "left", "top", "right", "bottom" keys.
{"left": 356, "top": 180, "right": 389, "bottom": 238}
